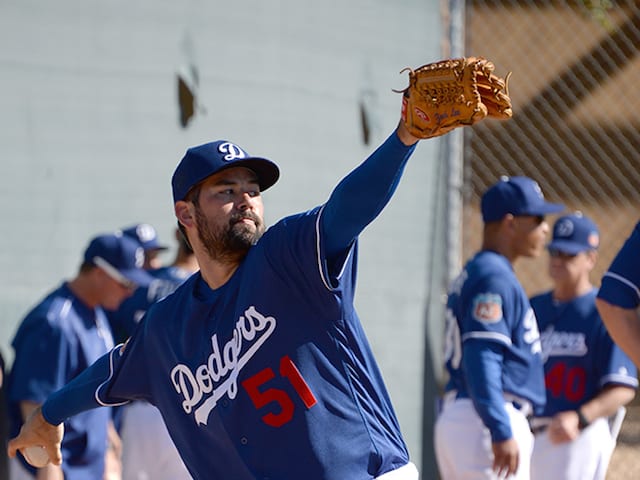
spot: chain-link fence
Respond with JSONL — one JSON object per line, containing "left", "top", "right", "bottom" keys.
{"left": 463, "top": 0, "right": 639, "bottom": 294}
{"left": 458, "top": 0, "right": 639, "bottom": 477}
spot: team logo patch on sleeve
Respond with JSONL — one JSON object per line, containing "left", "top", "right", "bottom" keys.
{"left": 472, "top": 293, "right": 503, "bottom": 323}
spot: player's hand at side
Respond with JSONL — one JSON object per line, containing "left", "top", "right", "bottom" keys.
{"left": 491, "top": 438, "right": 519, "bottom": 478}
{"left": 547, "top": 410, "right": 581, "bottom": 444}
{"left": 7, "top": 406, "right": 64, "bottom": 466}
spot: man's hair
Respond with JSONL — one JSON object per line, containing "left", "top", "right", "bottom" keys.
{"left": 79, "top": 261, "right": 96, "bottom": 274}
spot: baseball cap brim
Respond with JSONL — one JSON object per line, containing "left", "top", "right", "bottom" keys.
{"left": 93, "top": 256, "right": 154, "bottom": 288}
{"left": 120, "top": 268, "right": 154, "bottom": 287}
{"left": 215, "top": 157, "right": 280, "bottom": 192}
{"left": 173, "top": 156, "right": 280, "bottom": 203}
{"left": 547, "top": 239, "right": 591, "bottom": 255}
{"left": 145, "top": 244, "right": 169, "bottom": 252}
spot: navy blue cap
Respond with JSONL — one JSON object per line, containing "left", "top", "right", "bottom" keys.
{"left": 548, "top": 212, "right": 600, "bottom": 254}
{"left": 171, "top": 140, "right": 280, "bottom": 203}
{"left": 83, "top": 233, "right": 154, "bottom": 287}
{"left": 122, "top": 223, "right": 168, "bottom": 251}
{"left": 481, "top": 176, "right": 565, "bottom": 222}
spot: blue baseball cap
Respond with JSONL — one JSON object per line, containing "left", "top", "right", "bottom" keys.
{"left": 481, "top": 176, "right": 565, "bottom": 222}
{"left": 171, "top": 140, "right": 280, "bottom": 203}
{"left": 548, "top": 212, "right": 600, "bottom": 254}
{"left": 83, "top": 233, "right": 154, "bottom": 287}
{"left": 122, "top": 223, "right": 168, "bottom": 251}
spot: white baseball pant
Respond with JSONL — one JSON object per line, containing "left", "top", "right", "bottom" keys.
{"left": 435, "top": 398, "right": 534, "bottom": 480}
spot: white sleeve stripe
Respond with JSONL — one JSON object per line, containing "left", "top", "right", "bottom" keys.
{"left": 94, "top": 345, "right": 130, "bottom": 407}
{"left": 603, "top": 272, "right": 640, "bottom": 300}
{"left": 461, "top": 331, "right": 513, "bottom": 346}
{"left": 316, "top": 206, "right": 332, "bottom": 291}
{"left": 600, "top": 373, "right": 639, "bottom": 388}
{"left": 316, "top": 206, "right": 351, "bottom": 292}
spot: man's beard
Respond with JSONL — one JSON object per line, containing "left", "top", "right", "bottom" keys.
{"left": 195, "top": 205, "right": 265, "bottom": 263}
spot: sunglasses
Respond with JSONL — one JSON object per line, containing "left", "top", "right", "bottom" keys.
{"left": 548, "top": 249, "right": 578, "bottom": 259}
{"left": 93, "top": 256, "right": 137, "bottom": 290}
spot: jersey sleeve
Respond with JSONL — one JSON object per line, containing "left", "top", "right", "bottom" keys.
{"left": 320, "top": 130, "right": 415, "bottom": 262}
{"left": 458, "top": 274, "right": 518, "bottom": 440}
{"left": 595, "top": 323, "right": 639, "bottom": 389}
{"left": 42, "top": 346, "right": 130, "bottom": 425}
{"left": 462, "top": 340, "right": 513, "bottom": 441}
{"left": 102, "top": 316, "right": 154, "bottom": 401}
{"left": 10, "top": 315, "right": 72, "bottom": 404}
{"left": 598, "top": 221, "right": 640, "bottom": 309}
{"left": 460, "top": 275, "right": 513, "bottom": 345}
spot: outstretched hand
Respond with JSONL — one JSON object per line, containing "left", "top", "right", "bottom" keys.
{"left": 8, "top": 406, "right": 64, "bottom": 466}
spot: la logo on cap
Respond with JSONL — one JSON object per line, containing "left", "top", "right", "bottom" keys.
{"left": 555, "top": 219, "right": 574, "bottom": 238}
{"left": 219, "top": 143, "right": 247, "bottom": 162}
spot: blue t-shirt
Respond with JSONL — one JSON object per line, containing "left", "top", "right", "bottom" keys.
{"left": 532, "top": 289, "right": 637, "bottom": 417}
{"left": 8, "top": 283, "right": 114, "bottom": 479}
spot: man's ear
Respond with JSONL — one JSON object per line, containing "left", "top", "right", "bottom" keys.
{"left": 502, "top": 214, "right": 518, "bottom": 235}
{"left": 175, "top": 201, "right": 194, "bottom": 227}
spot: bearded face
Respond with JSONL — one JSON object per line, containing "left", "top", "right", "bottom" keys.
{"left": 194, "top": 203, "right": 265, "bottom": 263}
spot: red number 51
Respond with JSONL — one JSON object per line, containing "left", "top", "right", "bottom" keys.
{"left": 241, "top": 355, "right": 318, "bottom": 427}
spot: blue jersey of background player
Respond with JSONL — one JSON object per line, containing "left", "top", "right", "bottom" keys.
{"left": 7, "top": 233, "right": 152, "bottom": 479}
{"left": 112, "top": 227, "right": 197, "bottom": 480}
{"left": 529, "top": 213, "right": 636, "bottom": 480}
{"left": 107, "top": 226, "right": 197, "bottom": 344}
{"left": 435, "top": 176, "right": 564, "bottom": 480}
{"left": 8, "top": 122, "right": 426, "bottom": 480}
{"left": 596, "top": 221, "right": 640, "bottom": 370}
{"left": 534, "top": 292, "right": 636, "bottom": 416}
{"left": 106, "top": 223, "right": 171, "bottom": 344}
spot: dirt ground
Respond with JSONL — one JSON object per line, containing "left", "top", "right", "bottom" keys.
{"left": 607, "top": 404, "right": 640, "bottom": 479}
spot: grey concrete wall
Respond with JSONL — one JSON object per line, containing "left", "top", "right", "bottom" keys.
{"left": 0, "top": 0, "right": 443, "bottom": 472}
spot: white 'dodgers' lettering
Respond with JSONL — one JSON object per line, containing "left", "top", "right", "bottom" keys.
{"left": 170, "top": 306, "right": 277, "bottom": 426}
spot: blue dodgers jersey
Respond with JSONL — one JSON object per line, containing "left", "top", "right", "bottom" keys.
{"left": 7, "top": 284, "right": 114, "bottom": 480}
{"left": 598, "top": 221, "right": 640, "bottom": 309}
{"left": 532, "top": 289, "right": 638, "bottom": 416}
{"left": 103, "top": 208, "right": 409, "bottom": 480}
{"left": 443, "top": 251, "right": 545, "bottom": 408}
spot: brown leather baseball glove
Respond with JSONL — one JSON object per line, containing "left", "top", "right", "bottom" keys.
{"left": 396, "top": 57, "right": 512, "bottom": 139}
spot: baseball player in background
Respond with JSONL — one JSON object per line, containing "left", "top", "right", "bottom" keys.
{"left": 596, "top": 221, "right": 640, "bottom": 369}
{"left": 123, "top": 223, "right": 169, "bottom": 270}
{"left": 115, "top": 227, "right": 197, "bottom": 480}
{"left": 8, "top": 120, "right": 429, "bottom": 480}
{"left": 529, "top": 213, "right": 637, "bottom": 480}
{"left": 435, "top": 176, "right": 564, "bottom": 480}
{"left": 108, "top": 223, "right": 176, "bottom": 345}
{"left": 7, "top": 233, "right": 153, "bottom": 480}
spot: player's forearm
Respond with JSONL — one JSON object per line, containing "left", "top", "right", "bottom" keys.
{"left": 321, "top": 130, "right": 416, "bottom": 257}
{"left": 596, "top": 298, "right": 640, "bottom": 369}
{"left": 579, "top": 385, "right": 636, "bottom": 423}
{"left": 42, "top": 348, "right": 129, "bottom": 425}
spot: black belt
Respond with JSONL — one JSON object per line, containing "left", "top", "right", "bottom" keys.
{"left": 531, "top": 424, "right": 548, "bottom": 435}
{"left": 529, "top": 417, "right": 551, "bottom": 435}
